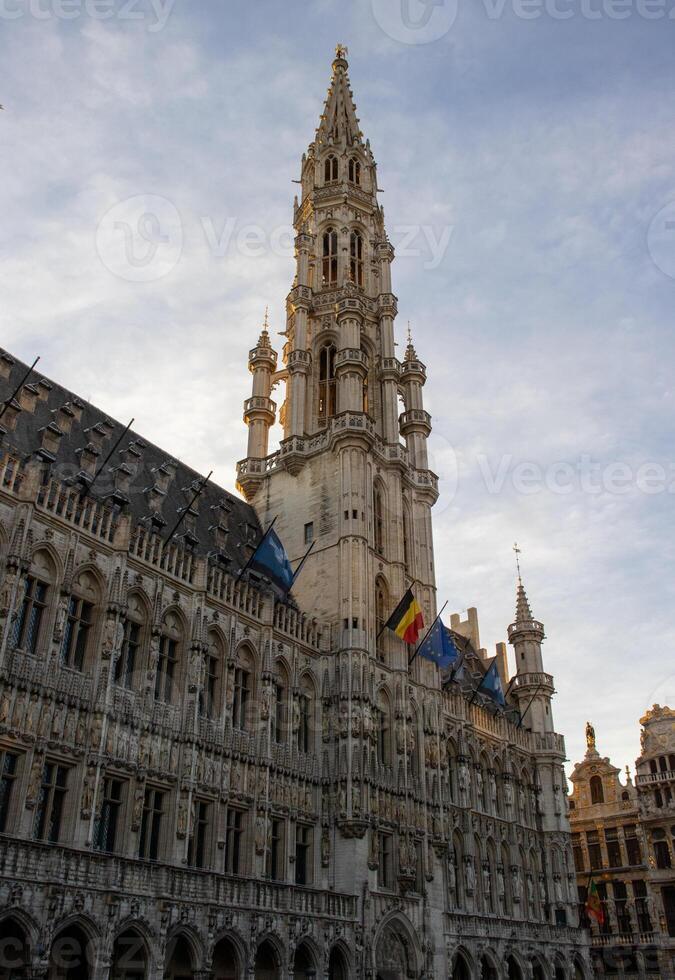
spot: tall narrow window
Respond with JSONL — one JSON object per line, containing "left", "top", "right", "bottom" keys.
{"left": 297, "top": 685, "right": 312, "bottom": 754}
{"left": 61, "top": 596, "right": 94, "bottom": 671}
{"left": 155, "top": 634, "right": 178, "bottom": 703}
{"left": 267, "top": 818, "right": 285, "bottom": 881}
{"left": 348, "top": 157, "right": 361, "bottom": 185}
{"left": 233, "top": 667, "right": 251, "bottom": 731}
{"left": 324, "top": 155, "right": 338, "bottom": 183}
{"left": 138, "top": 788, "right": 164, "bottom": 861}
{"left": 295, "top": 824, "right": 312, "bottom": 885}
{"left": 402, "top": 502, "right": 412, "bottom": 575}
{"left": 13, "top": 576, "right": 48, "bottom": 654}
{"left": 590, "top": 775, "right": 604, "bottom": 805}
{"left": 34, "top": 763, "right": 69, "bottom": 843}
{"left": 350, "top": 231, "right": 364, "bottom": 287}
{"left": 373, "top": 485, "right": 385, "bottom": 556}
{"left": 115, "top": 620, "right": 140, "bottom": 689}
{"left": 271, "top": 678, "right": 286, "bottom": 745}
{"left": 318, "top": 344, "right": 337, "bottom": 421}
{"left": 375, "top": 579, "right": 388, "bottom": 662}
{"left": 322, "top": 228, "right": 338, "bottom": 286}
{"left": 201, "top": 633, "right": 223, "bottom": 719}
{"left": 378, "top": 833, "right": 393, "bottom": 889}
{"left": 224, "top": 808, "right": 244, "bottom": 875}
{"left": 187, "top": 801, "right": 210, "bottom": 869}
{"left": 0, "top": 751, "right": 18, "bottom": 832}
{"left": 376, "top": 694, "right": 390, "bottom": 766}
{"left": 93, "top": 777, "right": 123, "bottom": 853}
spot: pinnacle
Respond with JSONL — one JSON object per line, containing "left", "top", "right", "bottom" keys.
{"left": 515, "top": 581, "right": 533, "bottom": 624}
{"left": 404, "top": 322, "right": 418, "bottom": 362}
{"left": 315, "top": 45, "right": 363, "bottom": 149}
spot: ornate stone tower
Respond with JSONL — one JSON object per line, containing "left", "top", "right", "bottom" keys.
{"left": 237, "top": 46, "right": 439, "bottom": 655}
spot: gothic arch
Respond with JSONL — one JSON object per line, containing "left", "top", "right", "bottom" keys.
{"left": 505, "top": 950, "right": 526, "bottom": 980}
{"left": 48, "top": 916, "right": 100, "bottom": 980}
{"left": 529, "top": 953, "right": 549, "bottom": 980}
{"left": 0, "top": 911, "right": 34, "bottom": 980}
{"left": 71, "top": 562, "right": 106, "bottom": 600}
{"left": 109, "top": 927, "right": 151, "bottom": 980}
{"left": 479, "top": 950, "right": 500, "bottom": 980}
{"left": 328, "top": 941, "right": 351, "bottom": 980}
{"left": 450, "top": 946, "right": 474, "bottom": 980}
{"left": 30, "top": 542, "right": 63, "bottom": 581}
{"left": 293, "top": 938, "right": 321, "bottom": 978}
{"left": 211, "top": 930, "right": 246, "bottom": 980}
{"left": 253, "top": 934, "right": 284, "bottom": 979}
{"left": 373, "top": 912, "right": 422, "bottom": 980}
{"left": 165, "top": 926, "right": 204, "bottom": 978}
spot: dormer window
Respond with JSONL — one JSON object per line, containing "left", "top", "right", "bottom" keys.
{"left": 348, "top": 157, "right": 361, "bottom": 185}
{"left": 322, "top": 228, "right": 338, "bottom": 286}
{"left": 350, "top": 231, "right": 364, "bottom": 287}
{"left": 325, "top": 155, "right": 338, "bottom": 183}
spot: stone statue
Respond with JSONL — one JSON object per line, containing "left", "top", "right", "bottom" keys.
{"left": 0, "top": 688, "right": 10, "bottom": 725}
{"left": 26, "top": 756, "right": 43, "bottom": 807}
{"left": 260, "top": 685, "right": 272, "bottom": 722}
{"left": 81, "top": 766, "right": 96, "bottom": 818}
{"left": 465, "top": 857, "right": 475, "bottom": 893}
{"left": 497, "top": 866, "right": 506, "bottom": 900}
{"left": 131, "top": 785, "right": 145, "bottom": 830}
{"left": 255, "top": 813, "right": 266, "bottom": 855}
{"left": 177, "top": 796, "right": 189, "bottom": 839}
{"left": 447, "top": 852, "right": 456, "bottom": 895}
{"left": 586, "top": 721, "right": 596, "bottom": 751}
{"left": 321, "top": 827, "right": 330, "bottom": 866}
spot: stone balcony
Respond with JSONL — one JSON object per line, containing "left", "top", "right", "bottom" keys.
{"left": 636, "top": 769, "right": 675, "bottom": 787}
{"left": 0, "top": 835, "right": 357, "bottom": 921}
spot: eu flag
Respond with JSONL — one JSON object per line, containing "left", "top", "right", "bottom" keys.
{"left": 249, "top": 528, "right": 295, "bottom": 595}
{"left": 417, "top": 619, "right": 460, "bottom": 671}
{"left": 480, "top": 661, "right": 506, "bottom": 707}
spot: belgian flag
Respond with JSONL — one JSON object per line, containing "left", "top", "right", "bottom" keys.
{"left": 385, "top": 589, "right": 425, "bottom": 645}
{"left": 585, "top": 878, "right": 605, "bottom": 927}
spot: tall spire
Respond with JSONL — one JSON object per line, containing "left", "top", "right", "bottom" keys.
{"left": 315, "top": 44, "right": 363, "bottom": 148}
{"left": 404, "top": 322, "right": 418, "bottom": 362}
{"left": 515, "top": 580, "right": 534, "bottom": 625}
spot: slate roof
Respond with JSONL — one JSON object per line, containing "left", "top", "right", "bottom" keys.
{"left": 0, "top": 349, "right": 262, "bottom": 574}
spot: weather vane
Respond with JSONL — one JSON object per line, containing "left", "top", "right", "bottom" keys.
{"left": 263, "top": 306, "right": 270, "bottom": 330}
{"left": 335, "top": 43, "right": 349, "bottom": 59}
{"left": 407, "top": 321, "right": 413, "bottom": 346}
{"left": 513, "top": 542, "right": 522, "bottom": 582}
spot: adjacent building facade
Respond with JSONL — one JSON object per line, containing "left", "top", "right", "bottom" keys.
{"left": 568, "top": 708, "right": 675, "bottom": 978}
{"left": 0, "top": 50, "right": 590, "bottom": 980}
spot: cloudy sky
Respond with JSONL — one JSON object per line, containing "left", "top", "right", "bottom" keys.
{"left": 2, "top": 0, "right": 674, "bottom": 776}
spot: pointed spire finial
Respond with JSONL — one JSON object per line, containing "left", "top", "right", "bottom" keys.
{"left": 513, "top": 542, "right": 522, "bottom": 584}
{"left": 405, "top": 321, "right": 417, "bottom": 362}
{"left": 257, "top": 307, "right": 271, "bottom": 348}
{"left": 335, "top": 43, "right": 349, "bottom": 64}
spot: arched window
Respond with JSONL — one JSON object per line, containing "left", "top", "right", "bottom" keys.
{"left": 402, "top": 500, "right": 412, "bottom": 575}
{"left": 325, "top": 155, "right": 338, "bottom": 183}
{"left": 271, "top": 664, "right": 288, "bottom": 745}
{"left": 373, "top": 483, "right": 385, "bottom": 556}
{"left": 375, "top": 577, "right": 388, "bottom": 662}
{"left": 297, "top": 675, "right": 315, "bottom": 754}
{"left": 61, "top": 568, "right": 100, "bottom": 671}
{"left": 115, "top": 593, "right": 147, "bottom": 690}
{"left": 590, "top": 775, "right": 604, "bottom": 805}
{"left": 348, "top": 157, "right": 361, "bottom": 185}
{"left": 155, "top": 611, "right": 183, "bottom": 704}
{"left": 201, "top": 630, "right": 224, "bottom": 718}
{"left": 232, "top": 645, "right": 254, "bottom": 732}
{"left": 322, "top": 227, "right": 338, "bottom": 286}
{"left": 350, "top": 231, "right": 364, "bottom": 287}
{"left": 13, "top": 549, "right": 54, "bottom": 655}
{"left": 318, "top": 344, "right": 337, "bottom": 421}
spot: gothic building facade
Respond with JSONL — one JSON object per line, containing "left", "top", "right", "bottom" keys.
{"left": 569, "top": 708, "right": 675, "bottom": 978}
{"left": 0, "top": 50, "right": 590, "bottom": 980}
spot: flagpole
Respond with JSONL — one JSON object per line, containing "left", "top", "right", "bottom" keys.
{"left": 408, "top": 601, "right": 448, "bottom": 667}
{"left": 291, "top": 540, "right": 316, "bottom": 586}
{"left": 516, "top": 682, "right": 544, "bottom": 729}
{"left": 236, "top": 516, "right": 278, "bottom": 585}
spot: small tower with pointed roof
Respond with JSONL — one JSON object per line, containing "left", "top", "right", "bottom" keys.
{"left": 240, "top": 309, "right": 278, "bottom": 497}
{"left": 508, "top": 572, "right": 555, "bottom": 735}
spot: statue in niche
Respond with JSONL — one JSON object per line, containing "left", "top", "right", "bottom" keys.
{"left": 81, "top": 766, "right": 96, "bottom": 818}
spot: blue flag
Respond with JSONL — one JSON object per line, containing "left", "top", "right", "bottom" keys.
{"left": 249, "top": 527, "right": 295, "bottom": 595}
{"left": 417, "top": 620, "right": 460, "bottom": 671}
{"left": 479, "top": 660, "right": 505, "bottom": 707}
